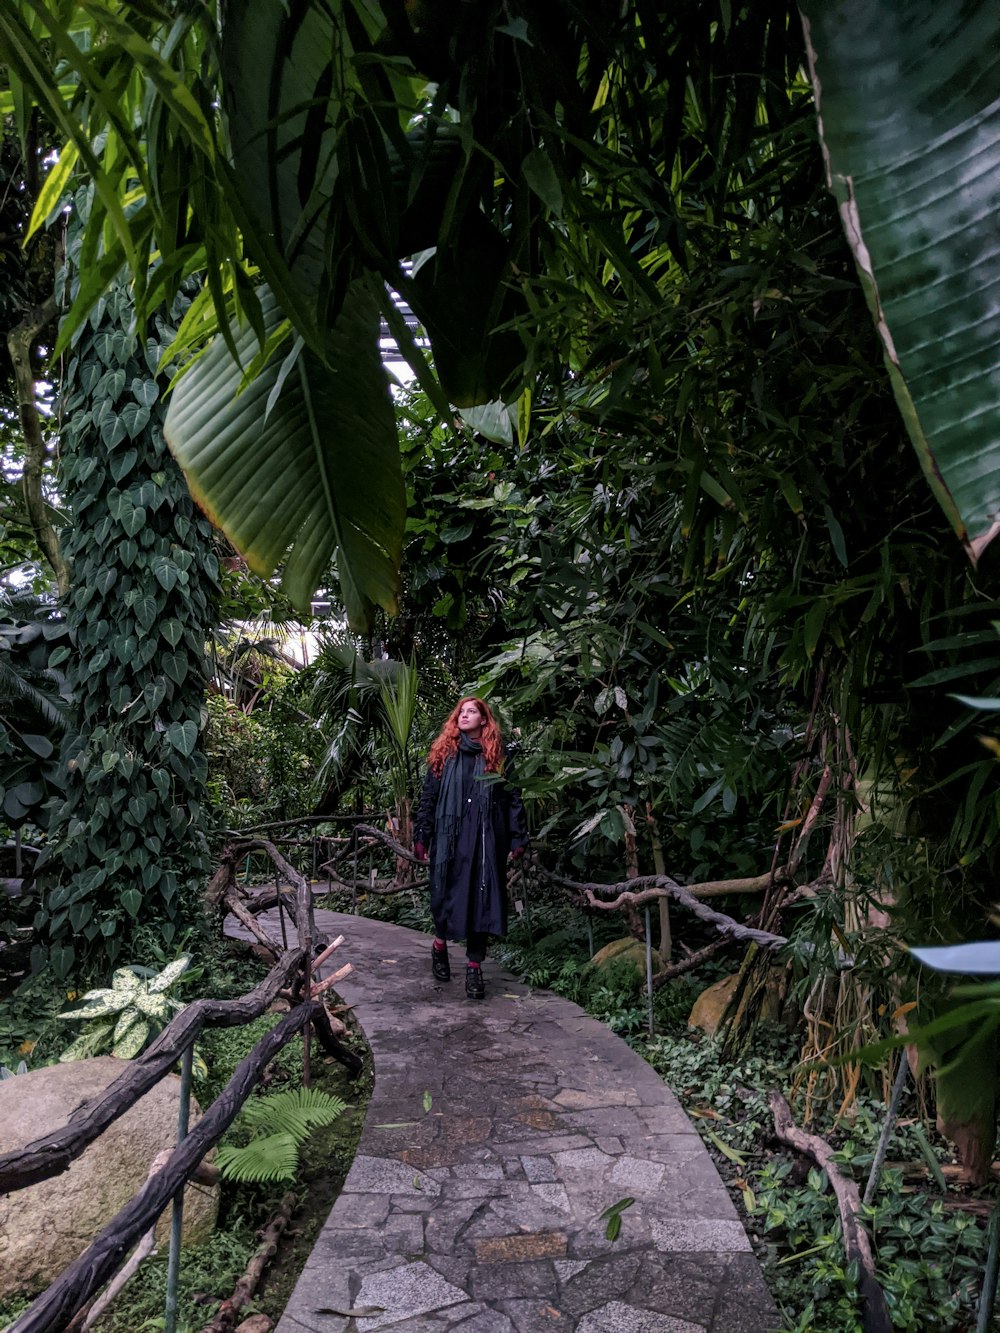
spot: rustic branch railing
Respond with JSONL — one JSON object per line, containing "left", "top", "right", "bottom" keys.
{"left": 5, "top": 834, "right": 364, "bottom": 1333}
{"left": 544, "top": 871, "right": 789, "bottom": 949}
{"left": 9, "top": 1004, "right": 318, "bottom": 1333}
{"left": 247, "top": 822, "right": 790, "bottom": 956}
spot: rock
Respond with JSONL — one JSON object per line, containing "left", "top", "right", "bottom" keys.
{"left": 235, "top": 1317, "right": 273, "bottom": 1333}
{"left": 687, "top": 971, "right": 784, "bottom": 1035}
{"left": 588, "top": 937, "right": 646, "bottom": 973}
{"left": 0, "top": 1055, "right": 218, "bottom": 1299}
{"left": 688, "top": 974, "right": 739, "bottom": 1035}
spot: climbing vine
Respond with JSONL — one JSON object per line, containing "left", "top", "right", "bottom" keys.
{"left": 35, "top": 201, "right": 219, "bottom": 977}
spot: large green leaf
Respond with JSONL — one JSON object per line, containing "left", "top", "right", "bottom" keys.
{"left": 218, "top": 0, "right": 344, "bottom": 346}
{"left": 163, "top": 283, "right": 404, "bottom": 628}
{"left": 799, "top": 0, "right": 1000, "bottom": 558}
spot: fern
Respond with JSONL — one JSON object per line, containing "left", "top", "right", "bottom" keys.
{"left": 216, "top": 1088, "right": 347, "bottom": 1184}
{"left": 216, "top": 1132, "right": 301, "bottom": 1183}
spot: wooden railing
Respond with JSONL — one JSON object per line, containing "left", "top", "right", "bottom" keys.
{"left": 4, "top": 861, "right": 361, "bottom": 1333}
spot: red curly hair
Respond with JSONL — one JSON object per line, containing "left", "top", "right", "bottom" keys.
{"left": 427, "top": 697, "right": 504, "bottom": 776}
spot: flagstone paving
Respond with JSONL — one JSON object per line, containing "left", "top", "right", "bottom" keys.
{"left": 262, "top": 912, "right": 777, "bottom": 1333}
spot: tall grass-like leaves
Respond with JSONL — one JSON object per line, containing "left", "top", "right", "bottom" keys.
{"left": 799, "top": 0, "right": 1000, "bottom": 559}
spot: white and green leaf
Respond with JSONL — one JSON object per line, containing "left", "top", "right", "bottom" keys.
{"left": 112, "top": 1018, "right": 150, "bottom": 1059}
{"left": 148, "top": 952, "right": 193, "bottom": 993}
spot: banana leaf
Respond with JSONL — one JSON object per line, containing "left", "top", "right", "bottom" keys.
{"left": 799, "top": 0, "right": 1000, "bottom": 558}
{"left": 164, "top": 282, "right": 403, "bottom": 629}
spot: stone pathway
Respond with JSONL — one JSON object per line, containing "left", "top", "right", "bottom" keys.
{"left": 266, "top": 912, "right": 777, "bottom": 1333}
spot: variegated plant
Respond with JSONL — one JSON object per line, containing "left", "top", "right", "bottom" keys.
{"left": 57, "top": 954, "right": 192, "bottom": 1062}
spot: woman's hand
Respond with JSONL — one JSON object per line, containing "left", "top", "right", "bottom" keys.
{"left": 414, "top": 841, "right": 428, "bottom": 863}
{"left": 509, "top": 845, "right": 526, "bottom": 861}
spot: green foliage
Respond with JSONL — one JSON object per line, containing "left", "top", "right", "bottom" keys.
{"left": 643, "top": 1031, "right": 988, "bottom": 1332}
{"left": 0, "top": 966, "right": 69, "bottom": 1070}
{"left": 600, "top": 1196, "right": 634, "bottom": 1242}
{"left": 305, "top": 636, "right": 427, "bottom": 821}
{"left": 56, "top": 955, "right": 192, "bottom": 1062}
{"left": 215, "top": 1087, "right": 347, "bottom": 1184}
{"left": 0, "top": 591, "right": 72, "bottom": 832}
{"left": 35, "top": 236, "right": 220, "bottom": 979}
{"left": 494, "top": 905, "right": 650, "bottom": 1036}
{"left": 164, "top": 281, "right": 404, "bottom": 626}
{"left": 203, "top": 679, "right": 324, "bottom": 830}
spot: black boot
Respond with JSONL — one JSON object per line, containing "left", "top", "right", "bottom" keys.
{"left": 431, "top": 943, "right": 451, "bottom": 982}
{"left": 465, "top": 964, "right": 485, "bottom": 1000}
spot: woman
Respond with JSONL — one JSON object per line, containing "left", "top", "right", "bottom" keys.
{"left": 413, "top": 697, "right": 528, "bottom": 999}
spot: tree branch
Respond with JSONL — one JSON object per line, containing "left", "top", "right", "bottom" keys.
{"left": 8, "top": 292, "right": 69, "bottom": 592}
{"left": 768, "top": 1090, "right": 892, "bottom": 1333}
{"left": 197, "top": 1192, "right": 297, "bottom": 1333}
{"left": 544, "top": 870, "right": 788, "bottom": 949}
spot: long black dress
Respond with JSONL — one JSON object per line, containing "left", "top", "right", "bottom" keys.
{"left": 414, "top": 742, "right": 528, "bottom": 943}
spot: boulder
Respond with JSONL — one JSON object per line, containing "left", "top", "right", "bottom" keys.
{"left": 589, "top": 937, "right": 646, "bottom": 974}
{"left": 0, "top": 1055, "right": 218, "bottom": 1299}
{"left": 687, "top": 971, "right": 784, "bottom": 1036}
{"left": 687, "top": 974, "right": 740, "bottom": 1035}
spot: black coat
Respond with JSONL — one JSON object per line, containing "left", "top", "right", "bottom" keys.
{"left": 414, "top": 748, "right": 528, "bottom": 941}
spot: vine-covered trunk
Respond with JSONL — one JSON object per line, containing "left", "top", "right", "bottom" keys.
{"left": 35, "top": 241, "right": 219, "bottom": 977}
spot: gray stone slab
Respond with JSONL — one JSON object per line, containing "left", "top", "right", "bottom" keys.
{"left": 705, "top": 1253, "right": 782, "bottom": 1332}
{"left": 650, "top": 1218, "right": 751, "bottom": 1253}
{"left": 610, "top": 1154, "right": 666, "bottom": 1192}
{"left": 492, "top": 1132, "right": 593, "bottom": 1156}
{"left": 553, "top": 1087, "right": 640, "bottom": 1110}
{"left": 447, "top": 1305, "right": 518, "bottom": 1331}
{"left": 352, "top": 1261, "right": 469, "bottom": 1330}
{"left": 576, "top": 1303, "right": 706, "bottom": 1333}
{"left": 499, "top": 1299, "right": 576, "bottom": 1331}
{"left": 520, "top": 1155, "right": 557, "bottom": 1182}
{"left": 453, "top": 1162, "right": 505, "bottom": 1180}
{"left": 346, "top": 1154, "right": 442, "bottom": 1196}
{"left": 552, "top": 1146, "right": 614, "bottom": 1172}
{"left": 530, "top": 1182, "right": 571, "bottom": 1214}
{"left": 470, "top": 1259, "right": 559, "bottom": 1302}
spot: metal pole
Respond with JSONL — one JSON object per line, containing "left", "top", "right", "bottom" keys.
{"left": 977, "top": 1201, "right": 1000, "bottom": 1333}
{"left": 644, "top": 906, "right": 654, "bottom": 1036}
{"left": 163, "top": 1042, "right": 194, "bottom": 1333}
{"left": 311, "top": 836, "right": 317, "bottom": 882}
{"left": 586, "top": 909, "right": 594, "bottom": 960}
{"left": 863, "top": 1057, "right": 909, "bottom": 1205}
{"left": 352, "top": 828, "right": 358, "bottom": 915}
